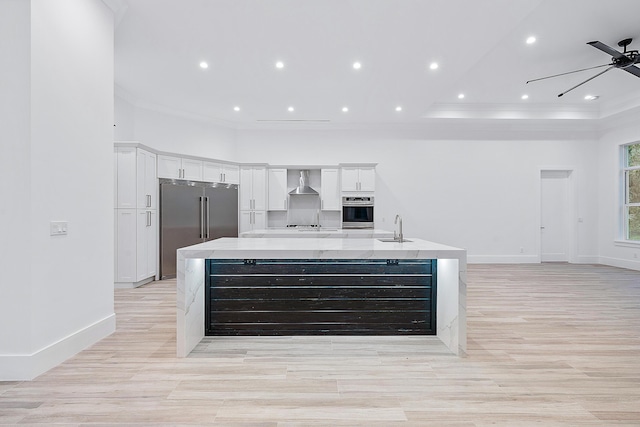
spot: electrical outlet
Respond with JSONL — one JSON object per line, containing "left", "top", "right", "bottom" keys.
{"left": 50, "top": 221, "right": 68, "bottom": 236}
{"left": 634, "top": 253, "right": 638, "bottom": 259}
{"left": 520, "top": 247, "right": 524, "bottom": 253}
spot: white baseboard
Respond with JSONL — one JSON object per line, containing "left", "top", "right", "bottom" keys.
{"left": 0, "top": 313, "right": 115, "bottom": 381}
{"left": 598, "top": 256, "right": 640, "bottom": 271}
{"left": 467, "top": 254, "right": 539, "bottom": 264}
{"left": 574, "top": 255, "right": 600, "bottom": 264}
{"left": 115, "top": 276, "right": 154, "bottom": 289}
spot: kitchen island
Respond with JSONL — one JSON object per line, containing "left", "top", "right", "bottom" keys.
{"left": 177, "top": 237, "right": 466, "bottom": 356}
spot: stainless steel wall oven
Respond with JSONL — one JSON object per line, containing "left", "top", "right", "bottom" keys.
{"left": 342, "top": 196, "right": 374, "bottom": 229}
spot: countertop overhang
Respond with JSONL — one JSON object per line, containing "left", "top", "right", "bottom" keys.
{"left": 178, "top": 237, "right": 465, "bottom": 259}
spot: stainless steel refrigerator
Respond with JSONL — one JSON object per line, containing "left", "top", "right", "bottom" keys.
{"left": 159, "top": 179, "right": 238, "bottom": 279}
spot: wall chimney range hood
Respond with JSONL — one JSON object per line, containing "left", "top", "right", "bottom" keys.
{"left": 289, "top": 170, "right": 319, "bottom": 195}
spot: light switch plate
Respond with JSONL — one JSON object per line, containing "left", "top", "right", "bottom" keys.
{"left": 50, "top": 221, "right": 68, "bottom": 236}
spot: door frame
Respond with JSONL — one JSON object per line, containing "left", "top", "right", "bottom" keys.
{"left": 537, "top": 167, "right": 578, "bottom": 263}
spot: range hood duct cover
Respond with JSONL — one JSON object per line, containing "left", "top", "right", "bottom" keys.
{"left": 289, "top": 170, "right": 319, "bottom": 195}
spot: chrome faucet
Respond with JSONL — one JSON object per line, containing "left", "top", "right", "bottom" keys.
{"left": 394, "top": 214, "right": 403, "bottom": 242}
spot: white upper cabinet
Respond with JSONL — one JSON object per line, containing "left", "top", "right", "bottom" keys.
{"left": 222, "top": 164, "right": 240, "bottom": 184}
{"left": 357, "top": 167, "right": 376, "bottom": 191}
{"left": 157, "top": 155, "right": 203, "bottom": 181}
{"left": 181, "top": 158, "right": 203, "bottom": 181}
{"left": 157, "top": 155, "right": 181, "bottom": 179}
{"left": 240, "top": 166, "right": 267, "bottom": 211}
{"left": 136, "top": 149, "right": 157, "bottom": 209}
{"left": 203, "top": 161, "right": 240, "bottom": 184}
{"left": 116, "top": 148, "right": 137, "bottom": 208}
{"left": 341, "top": 166, "right": 375, "bottom": 192}
{"left": 320, "top": 168, "right": 341, "bottom": 210}
{"left": 268, "top": 168, "right": 288, "bottom": 211}
{"left": 116, "top": 147, "right": 157, "bottom": 209}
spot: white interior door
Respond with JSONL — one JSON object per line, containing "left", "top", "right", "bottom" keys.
{"left": 540, "top": 170, "right": 570, "bottom": 262}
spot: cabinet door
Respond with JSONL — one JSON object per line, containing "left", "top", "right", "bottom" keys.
{"left": 341, "top": 167, "right": 359, "bottom": 191}
{"left": 358, "top": 167, "right": 376, "bottom": 192}
{"left": 146, "top": 210, "right": 157, "bottom": 278}
{"left": 320, "top": 168, "right": 341, "bottom": 210}
{"left": 145, "top": 151, "right": 157, "bottom": 209}
{"left": 136, "top": 149, "right": 156, "bottom": 209}
{"left": 253, "top": 211, "right": 266, "bottom": 229}
{"left": 239, "top": 167, "right": 254, "bottom": 210}
{"left": 137, "top": 210, "right": 157, "bottom": 281}
{"left": 182, "top": 158, "right": 203, "bottom": 181}
{"left": 223, "top": 164, "right": 240, "bottom": 184}
{"left": 116, "top": 148, "right": 137, "bottom": 208}
{"left": 252, "top": 168, "right": 267, "bottom": 211}
{"left": 268, "top": 169, "right": 288, "bottom": 211}
{"left": 239, "top": 211, "right": 253, "bottom": 233}
{"left": 116, "top": 209, "right": 137, "bottom": 282}
{"left": 203, "top": 161, "right": 223, "bottom": 183}
{"left": 157, "top": 155, "right": 181, "bottom": 179}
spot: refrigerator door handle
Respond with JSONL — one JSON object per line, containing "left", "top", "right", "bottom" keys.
{"left": 199, "top": 196, "right": 204, "bottom": 238}
{"left": 205, "top": 196, "right": 210, "bottom": 239}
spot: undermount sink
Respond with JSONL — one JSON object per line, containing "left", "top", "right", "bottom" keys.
{"left": 377, "top": 238, "right": 412, "bottom": 243}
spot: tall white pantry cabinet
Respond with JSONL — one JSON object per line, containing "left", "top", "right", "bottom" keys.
{"left": 114, "top": 146, "right": 158, "bottom": 288}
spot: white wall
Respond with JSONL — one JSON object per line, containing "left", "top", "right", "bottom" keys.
{"left": 0, "top": 0, "right": 115, "bottom": 380}
{"left": 114, "top": 94, "right": 136, "bottom": 141}
{"left": 0, "top": 0, "right": 33, "bottom": 358}
{"left": 597, "top": 109, "right": 640, "bottom": 269}
{"left": 237, "top": 128, "right": 599, "bottom": 262}
{"left": 130, "top": 105, "right": 239, "bottom": 161}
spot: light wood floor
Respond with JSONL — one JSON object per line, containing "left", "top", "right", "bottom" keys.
{"left": 1, "top": 263, "right": 639, "bottom": 425}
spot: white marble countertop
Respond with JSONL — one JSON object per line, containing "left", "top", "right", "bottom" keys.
{"left": 240, "top": 228, "right": 394, "bottom": 238}
{"left": 178, "top": 237, "right": 465, "bottom": 260}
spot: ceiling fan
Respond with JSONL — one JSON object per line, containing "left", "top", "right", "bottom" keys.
{"left": 527, "top": 38, "right": 640, "bottom": 97}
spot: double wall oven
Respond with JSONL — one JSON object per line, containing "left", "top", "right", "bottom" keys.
{"left": 342, "top": 196, "right": 374, "bottom": 229}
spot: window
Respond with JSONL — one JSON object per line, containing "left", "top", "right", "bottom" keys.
{"left": 623, "top": 143, "right": 640, "bottom": 240}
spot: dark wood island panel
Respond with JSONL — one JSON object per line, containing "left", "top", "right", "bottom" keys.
{"left": 205, "top": 259, "right": 436, "bottom": 335}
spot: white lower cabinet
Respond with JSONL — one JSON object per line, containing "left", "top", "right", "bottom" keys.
{"left": 240, "top": 210, "right": 266, "bottom": 232}
{"left": 136, "top": 209, "right": 157, "bottom": 282}
{"left": 115, "top": 208, "right": 157, "bottom": 286}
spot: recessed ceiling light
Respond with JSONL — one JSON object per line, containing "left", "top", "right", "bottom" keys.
{"left": 275, "top": 61, "right": 284, "bottom": 69}
{"left": 353, "top": 62, "right": 362, "bottom": 70}
{"left": 287, "top": 106, "right": 294, "bottom": 112}
{"left": 521, "top": 94, "right": 529, "bottom": 100}
{"left": 526, "top": 36, "right": 537, "bottom": 45}
{"left": 429, "top": 62, "right": 439, "bottom": 70}
{"left": 584, "top": 94, "right": 599, "bottom": 101}
{"left": 342, "top": 106, "right": 349, "bottom": 112}
{"left": 233, "top": 106, "right": 240, "bottom": 112}
{"left": 199, "top": 61, "right": 208, "bottom": 69}
{"left": 395, "top": 106, "right": 403, "bottom": 112}
{"left": 458, "top": 93, "right": 465, "bottom": 99}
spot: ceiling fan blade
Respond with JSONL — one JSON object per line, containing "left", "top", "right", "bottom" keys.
{"left": 558, "top": 65, "right": 615, "bottom": 97}
{"left": 526, "top": 63, "right": 612, "bottom": 84}
{"left": 622, "top": 64, "right": 640, "bottom": 78}
{"left": 588, "top": 41, "right": 626, "bottom": 59}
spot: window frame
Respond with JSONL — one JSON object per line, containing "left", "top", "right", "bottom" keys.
{"left": 622, "top": 142, "right": 640, "bottom": 241}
